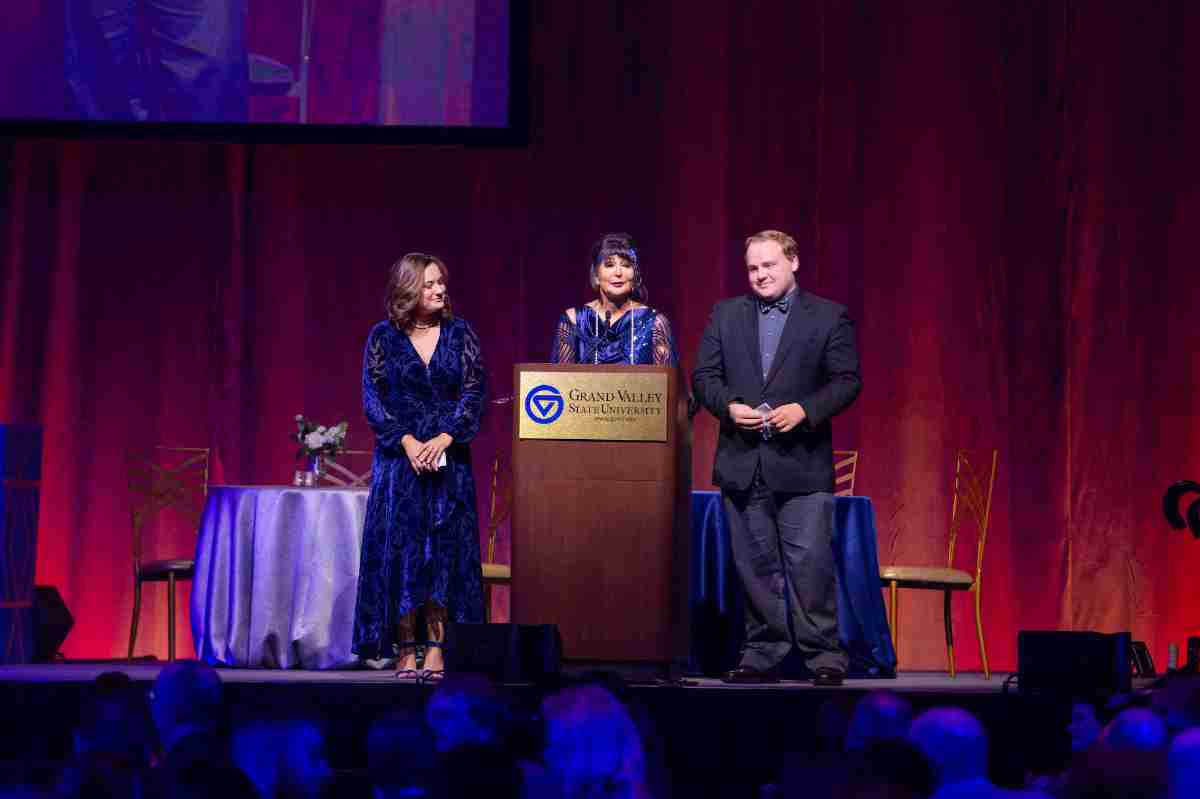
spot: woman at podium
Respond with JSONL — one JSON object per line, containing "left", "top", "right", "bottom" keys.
{"left": 353, "top": 253, "right": 487, "bottom": 680}
{"left": 550, "top": 232, "right": 678, "bottom": 365}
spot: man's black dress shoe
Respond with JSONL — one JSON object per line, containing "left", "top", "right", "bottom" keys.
{"left": 721, "top": 665, "right": 780, "bottom": 684}
{"left": 811, "top": 666, "right": 846, "bottom": 687}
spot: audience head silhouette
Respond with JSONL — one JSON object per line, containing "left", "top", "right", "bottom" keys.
{"left": 73, "top": 676, "right": 155, "bottom": 768}
{"left": 845, "top": 690, "right": 914, "bottom": 753}
{"left": 150, "top": 660, "right": 224, "bottom": 752}
{"left": 231, "top": 717, "right": 331, "bottom": 799}
{"left": 540, "top": 683, "right": 647, "bottom": 799}
{"left": 1067, "top": 697, "right": 1106, "bottom": 754}
{"left": 59, "top": 675, "right": 156, "bottom": 799}
{"left": 368, "top": 709, "right": 438, "bottom": 799}
{"left": 425, "top": 674, "right": 514, "bottom": 754}
{"left": 907, "top": 707, "right": 989, "bottom": 789}
{"left": 1169, "top": 727, "right": 1200, "bottom": 799}
{"left": 1102, "top": 708, "right": 1169, "bottom": 753}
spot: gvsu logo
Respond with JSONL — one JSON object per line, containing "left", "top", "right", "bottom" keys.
{"left": 525, "top": 384, "right": 564, "bottom": 425}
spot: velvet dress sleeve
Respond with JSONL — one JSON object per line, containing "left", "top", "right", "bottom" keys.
{"left": 441, "top": 321, "right": 488, "bottom": 444}
{"left": 550, "top": 311, "right": 577, "bottom": 363}
{"left": 652, "top": 312, "right": 679, "bottom": 366}
{"left": 362, "top": 323, "right": 414, "bottom": 454}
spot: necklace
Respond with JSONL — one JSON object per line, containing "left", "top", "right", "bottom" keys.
{"left": 590, "top": 304, "right": 640, "bottom": 364}
{"left": 412, "top": 319, "right": 440, "bottom": 330}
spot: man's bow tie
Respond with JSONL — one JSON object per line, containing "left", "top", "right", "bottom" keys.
{"left": 760, "top": 295, "right": 791, "bottom": 315}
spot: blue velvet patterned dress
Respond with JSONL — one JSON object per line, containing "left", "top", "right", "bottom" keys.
{"left": 352, "top": 317, "right": 486, "bottom": 659}
{"left": 550, "top": 305, "right": 678, "bottom": 365}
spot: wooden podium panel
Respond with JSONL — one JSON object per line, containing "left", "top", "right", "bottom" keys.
{"left": 511, "top": 364, "right": 690, "bottom": 663}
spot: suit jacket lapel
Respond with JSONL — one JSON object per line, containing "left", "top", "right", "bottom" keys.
{"left": 741, "top": 296, "right": 765, "bottom": 394}
{"left": 763, "top": 290, "right": 808, "bottom": 390}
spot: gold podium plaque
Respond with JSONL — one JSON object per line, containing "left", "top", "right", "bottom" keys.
{"left": 517, "top": 370, "right": 670, "bottom": 441}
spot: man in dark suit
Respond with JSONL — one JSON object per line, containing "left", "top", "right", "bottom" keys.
{"left": 692, "top": 229, "right": 861, "bottom": 685}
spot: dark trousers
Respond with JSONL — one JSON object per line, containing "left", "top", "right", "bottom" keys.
{"left": 723, "top": 472, "right": 846, "bottom": 672}
{"left": 66, "top": 0, "right": 248, "bottom": 121}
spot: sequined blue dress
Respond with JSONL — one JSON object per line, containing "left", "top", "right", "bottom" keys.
{"left": 352, "top": 318, "right": 486, "bottom": 659}
{"left": 550, "top": 305, "right": 678, "bottom": 365}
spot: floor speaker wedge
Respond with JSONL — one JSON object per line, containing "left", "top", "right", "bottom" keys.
{"left": 1017, "top": 630, "right": 1131, "bottom": 698}
{"left": 444, "top": 623, "right": 561, "bottom": 683}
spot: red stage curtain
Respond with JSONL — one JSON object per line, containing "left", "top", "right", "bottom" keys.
{"left": 2, "top": 1, "right": 1199, "bottom": 669}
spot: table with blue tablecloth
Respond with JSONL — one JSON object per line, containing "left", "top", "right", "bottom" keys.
{"left": 690, "top": 491, "right": 896, "bottom": 677}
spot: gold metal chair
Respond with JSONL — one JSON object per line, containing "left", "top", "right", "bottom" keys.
{"left": 126, "top": 446, "right": 209, "bottom": 661}
{"left": 879, "top": 449, "right": 998, "bottom": 679}
{"left": 319, "top": 449, "right": 373, "bottom": 488}
{"left": 481, "top": 457, "right": 512, "bottom": 621}
{"left": 834, "top": 450, "right": 860, "bottom": 496}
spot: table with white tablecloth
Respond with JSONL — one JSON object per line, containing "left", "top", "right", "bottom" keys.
{"left": 191, "top": 485, "right": 367, "bottom": 669}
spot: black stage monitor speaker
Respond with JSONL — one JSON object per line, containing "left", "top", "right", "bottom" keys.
{"left": 32, "top": 585, "right": 73, "bottom": 663}
{"left": 1017, "top": 630, "right": 1131, "bottom": 698}
{"left": 444, "top": 623, "right": 561, "bottom": 683}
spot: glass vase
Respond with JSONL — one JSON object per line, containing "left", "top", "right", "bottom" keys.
{"left": 293, "top": 453, "right": 324, "bottom": 487}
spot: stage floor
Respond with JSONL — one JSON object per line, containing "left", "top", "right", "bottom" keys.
{"left": 0, "top": 662, "right": 1006, "bottom": 693}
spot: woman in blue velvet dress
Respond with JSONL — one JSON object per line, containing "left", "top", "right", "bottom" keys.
{"left": 353, "top": 253, "right": 486, "bottom": 679}
{"left": 550, "top": 233, "right": 679, "bottom": 366}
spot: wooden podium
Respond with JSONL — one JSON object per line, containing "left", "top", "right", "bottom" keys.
{"left": 511, "top": 364, "right": 690, "bottom": 664}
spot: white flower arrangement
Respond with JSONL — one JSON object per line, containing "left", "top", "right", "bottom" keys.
{"left": 293, "top": 414, "right": 348, "bottom": 460}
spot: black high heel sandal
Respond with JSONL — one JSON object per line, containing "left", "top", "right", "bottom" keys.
{"left": 392, "top": 638, "right": 421, "bottom": 680}
{"left": 418, "top": 641, "right": 445, "bottom": 683}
